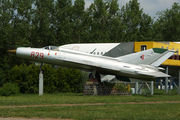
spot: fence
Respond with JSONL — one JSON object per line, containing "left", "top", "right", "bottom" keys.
{"left": 83, "top": 81, "right": 180, "bottom": 95}
{"left": 131, "top": 81, "right": 179, "bottom": 95}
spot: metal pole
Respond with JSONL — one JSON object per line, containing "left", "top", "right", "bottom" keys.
{"left": 165, "top": 66, "right": 168, "bottom": 94}
{"left": 138, "top": 83, "right": 143, "bottom": 94}
{"left": 135, "top": 82, "right": 138, "bottom": 94}
{"left": 151, "top": 81, "right": 154, "bottom": 95}
{"left": 169, "top": 78, "right": 171, "bottom": 95}
{"left": 39, "top": 71, "right": 43, "bottom": 96}
{"left": 156, "top": 78, "right": 159, "bottom": 89}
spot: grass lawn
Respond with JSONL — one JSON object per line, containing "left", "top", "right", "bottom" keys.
{"left": 0, "top": 93, "right": 180, "bottom": 119}
{"left": 0, "top": 92, "right": 180, "bottom": 106}
{"left": 0, "top": 103, "right": 180, "bottom": 120}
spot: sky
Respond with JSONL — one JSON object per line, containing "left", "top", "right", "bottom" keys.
{"left": 72, "top": 0, "right": 180, "bottom": 19}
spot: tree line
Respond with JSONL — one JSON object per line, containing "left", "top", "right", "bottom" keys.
{"left": 1, "top": 0, "right": 180, "bottom": 48}
{"left": 0, "top": 0, "right": 180, "bottom": 94}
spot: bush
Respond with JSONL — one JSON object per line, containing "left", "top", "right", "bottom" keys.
{"left": 10, "top": 64, "right": 88, "bottom": 93}
{"left": 11, "top": 63, "right": 39, "bottom": 93}
{"left": 101, "top": 81, "right": 115, "bottom": 88}
{"left": 46, "top": 67, "right": 86, "bottom": 93}
{"left": 113, "top": 83, "right": 128, "bottom": 91}
{"left": 0, "top": 82, "right": 20, "bottom": 96}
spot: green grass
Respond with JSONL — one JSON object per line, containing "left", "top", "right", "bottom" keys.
{"left": 0, "top": 103, "right": 180, "bottom": 119}
{"left": 0, "top": 93, "right": 180, "bottom": 106}
{"left": 0, "top": 93, "right": 180, "bottom": 119}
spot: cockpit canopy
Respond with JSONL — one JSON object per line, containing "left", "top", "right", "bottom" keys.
{"left": 43, "top": 46, "right": 59, "bottom": 50}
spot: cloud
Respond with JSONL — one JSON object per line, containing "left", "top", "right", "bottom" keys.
{"left": 85, "top": 0, "right": 93, "bottom": 9}
{"left": 72, "top": 0, "right": 180, "bottom": 18}
{"left": 138, "top": 0, "right": 180, "bottom": 18}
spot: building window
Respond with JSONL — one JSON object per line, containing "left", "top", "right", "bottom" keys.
{"left": 166, "top": 47, "right": 168, "bottom": 49}
{"left": 161, "top": 46, "right": 164, "bottom": 49}
{"left": 97, "top": 52, "right": 99, "bottom": 55}
{"left": 141, "top": 45, "right": 147, "bottom": 51}
{"left": 101, "top": 52, "right": 103, "bottom": 55}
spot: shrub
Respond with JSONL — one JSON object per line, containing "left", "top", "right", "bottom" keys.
{"left": 0, "top": 82, "right": 20, "bottom": 96}
{"left": 11, "top": 63, "right": 39, "bottom": 93}
{"left": 101, "top": 81, "right": 115, "bottom": 88}
{"left": 113, "top": 83, "right": 128, "bottom": 91}
{"left": 10, "top": 64, "right": 88, "bottom": 93}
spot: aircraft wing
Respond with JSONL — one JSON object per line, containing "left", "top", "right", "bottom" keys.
{"left": 61, "top": 58, "right": 170, "bottom": 79}
{"left": 60, "top": 58, "right": 118, "bottom": 75}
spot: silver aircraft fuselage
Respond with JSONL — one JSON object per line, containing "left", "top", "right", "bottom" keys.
{"left": 16, "top": 47, "right": 167, "bottom": 81}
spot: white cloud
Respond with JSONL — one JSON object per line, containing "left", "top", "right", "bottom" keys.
{"left": 85, "top": 0, "right": 93, "bottom": 9}
{"left": 72, "top": 0, "right": 180, "bottom": 18}
{"left": 138, "top": 0, "right": 180, "bottom": 18}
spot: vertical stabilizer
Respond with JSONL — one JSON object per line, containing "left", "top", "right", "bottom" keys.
{"left": 117, "top": 48, "right": 176, "bottom": 66}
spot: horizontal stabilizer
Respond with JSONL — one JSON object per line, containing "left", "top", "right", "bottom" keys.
{"left": 150, "top": 49, "right": 176, "bottom": 66}
{"left": 139, "top": 64, "right": 165, "bottom": 71}
{"left": 135, "top": 71, "right": 170, "bottom": 78}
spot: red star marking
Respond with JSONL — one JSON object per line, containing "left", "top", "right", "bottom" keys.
{"left": 141, "top": 55, "right": 144, "bottom": 60}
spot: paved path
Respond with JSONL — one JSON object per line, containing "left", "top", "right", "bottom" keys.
{"left": 0, "top": 118, "right": 72, "bottom": 120}
{"left": 0, "top": 101, "right": 180, "bottom": 108}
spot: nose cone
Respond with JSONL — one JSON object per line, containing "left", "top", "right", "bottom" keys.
{"left": 16, "top": 47, "right": 31, "bottom": 59}
{"left": 7, "top": 49, "right": 17, "bottom": 54}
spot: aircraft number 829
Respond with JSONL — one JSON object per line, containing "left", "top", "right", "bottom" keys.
{"left": 31, "top": 52, "right": 44, "bottom": 59}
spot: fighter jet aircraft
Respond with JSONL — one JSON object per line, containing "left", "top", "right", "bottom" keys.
{"left": 8, "top": 47, "right": 176, "bottom": 82}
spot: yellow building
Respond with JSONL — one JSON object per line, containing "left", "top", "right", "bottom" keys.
{"left": 134, "top": 42, "right": 180, "bottom": 66}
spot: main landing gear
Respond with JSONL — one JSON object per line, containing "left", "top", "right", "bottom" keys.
{"left": 89, "top": 72, "right": 101, "bottom": 83}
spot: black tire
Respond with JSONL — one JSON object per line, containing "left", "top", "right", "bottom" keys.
{"left": 89, "top": 73, "right": 101, "bottom": 82}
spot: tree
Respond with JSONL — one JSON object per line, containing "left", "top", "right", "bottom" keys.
{"left": 31, "top": 0, "right": 55, "bottom": 47}
{"left": 15, "top": 0, "right": 33, "bottom": 46}
{"left": 71, "top": 0, "right": 85, "bottom": 43}
{"left": 120, "top": 0, "right": 153, "bottom": 42}
{"left": 108, "top": 0, "right": 123, "bottom": 43}
{"left": 139, "top": 13, "right": 153, "bottom": 41}
{"left": 0, "top": 0, "right": 13, "bottom": 46}
{"left": 54, "top": 0, "right": 73, "bottom": 45}
{"left": 88, "top": 0, "right": 120, "bottom": 43}
{"left": 153, "top": 3, "right": 180, "bottom": 41}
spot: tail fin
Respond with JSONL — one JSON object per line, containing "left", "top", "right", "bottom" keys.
{"left": 117, "top": 48, "right": 176, "bottom": 66}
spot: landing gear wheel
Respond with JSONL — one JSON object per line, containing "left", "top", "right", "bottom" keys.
{"left": 89, "top": 73, "right": 101, "bottom": 83}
